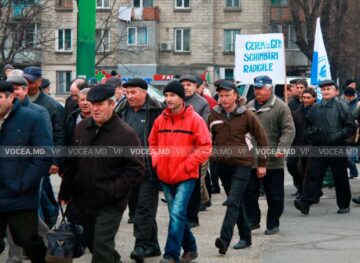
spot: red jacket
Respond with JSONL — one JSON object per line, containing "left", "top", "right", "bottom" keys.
{"left": 148, "top": 104, "right": 212, "bottom": 185}
{"left": 202, "top": 94, "right": 218, "bottom": 110}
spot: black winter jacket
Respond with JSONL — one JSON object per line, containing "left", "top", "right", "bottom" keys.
{"left": 34, "top": 91, "right": 65, "bottom": 166}
{"left": 305, "top": 98, "right": 356, "bottom": 146}
{"left": 59, "top": 114, "right": 145, "bottom": 210}
{"left": 116, "top": 95, "right": 164, "bottom": 180}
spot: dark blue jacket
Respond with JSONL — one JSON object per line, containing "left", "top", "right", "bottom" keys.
{"left": 0, "top": 100, "right": 53, "bottom": 212}
{"left": 21, "top": 96, "right": 52, "bottom": 134}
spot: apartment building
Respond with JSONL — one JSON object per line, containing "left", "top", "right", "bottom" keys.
{"left": 269, "top": 0, "right": 308, "bottom": 76}
{"left": 116, "top": 0, "right": 270, "bottom": 86}
{"left": 2, "top": 0, "right": 273, "bottom": 96}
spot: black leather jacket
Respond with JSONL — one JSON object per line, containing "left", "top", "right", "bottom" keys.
{"left": 305, "top": 98, "right": 356, "bottom": 146}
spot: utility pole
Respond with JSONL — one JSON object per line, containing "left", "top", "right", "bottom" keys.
{"left": 76, "top": 0, "right": 96, "bottom": 79}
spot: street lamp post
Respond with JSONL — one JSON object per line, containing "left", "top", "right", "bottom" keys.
{"left": 76, "top": 0, "right": 96, "bottom": 79}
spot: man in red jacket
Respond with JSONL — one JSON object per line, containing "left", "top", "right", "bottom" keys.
{"left": 149, "top": 80, "right": 212, "bottom": 263}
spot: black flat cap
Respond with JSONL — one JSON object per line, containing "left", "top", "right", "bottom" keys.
{"left": 40, "top": 78, "right": 50, "bottom": 89}
{"left": 105, "top": 77, "right": 122, "bottom": 88}
{"left": 216, "top": 81, "right": 237, "bottom": 92}
{"left": 0, "top": 81, "right": 14, "bottom": 93}
{"left": 195, "top": 75, "right": 203, "bottom": 87}
{"left": 87, "top": 84, "right": 114, "bottom": 102}
{"left": 123, "top": 78, "right": 148, "bottom": 90}
{"left": 214, "top": 79, "right": 225, "bottom": 88}
{"left": 343, "top": 87, "right": 356, "bottom": 96}
{"left": 179, "top": 75, "right": 197, "bottom": 83}
{"left": 289, "top": 78, "right": 300, "bottom": 84}
{"left": 319, "top": 79, "right": 337, "bottom": 88}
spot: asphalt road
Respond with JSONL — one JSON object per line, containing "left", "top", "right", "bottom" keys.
{"left": 2, "top": 168, "right": 360, "bottom": 263}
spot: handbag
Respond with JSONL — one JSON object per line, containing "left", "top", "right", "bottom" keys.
{"left": 45, "top": 205, "right": 84, "bottom": 262}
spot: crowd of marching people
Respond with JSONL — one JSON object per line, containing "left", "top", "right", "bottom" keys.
{"left": 0, "top": 63, "right": 360, "bottom": 263}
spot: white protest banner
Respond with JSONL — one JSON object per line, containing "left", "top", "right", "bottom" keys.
{"left": 234, "top": 33, "right": 286, "bottom": 83}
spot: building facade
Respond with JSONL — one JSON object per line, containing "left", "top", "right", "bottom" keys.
{"left": 2, "top": 0, "right": 277, "bottom": 96}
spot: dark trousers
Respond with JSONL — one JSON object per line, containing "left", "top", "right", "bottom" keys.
{"left": 134, "top": 179, "right": 160, "bottom": 250}
{"left": 216, "top": 163, "right": 251, "bottom": 246}
{"left": 210, "top": 160, "right": 220, "bottom": 189}
{"left": 244, "top": 169, "right": 284, "bottom": 229}
{"left": 187, "top": 168, "right": 201, "bottom": 223}
{"left": 0, "top": 209, "right": 46, "bottom": 263}
{"left": 301, "top": 157, "right": 351, "bottom": 208}
{"left": 41, "top": 175, "right": 59, "bottom": 228}
{"left": 79, "top": 206, "right": 124, "bottom": 263}
{"left": 287, "top": 157, "right": 308, "bottom": 194}
{"left": 205, "top": 170, "right": 212, "bottom": 200}
{"left": 128, "top": 185, "right": 140, "bottom": 218}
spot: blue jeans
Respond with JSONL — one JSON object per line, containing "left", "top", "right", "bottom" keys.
{"left": 162, "top": 180, "right": 197, "bottom": 262}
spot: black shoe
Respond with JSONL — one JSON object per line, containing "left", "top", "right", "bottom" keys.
{"left": 294, "top": 199, "right": 310, "bottom": 215}
{"left": 189, "top": 220, "right": 200, "bottom": 228}
{"left": 313, "top": 197, "right": 320, "bottom": 204}
{"left": 0, "top": 239, "right": 5, "bottom": 254}
{"left": 337, "top": 207, "right": 350, "bottom": 214}
{"left": 180, "top": 251, "right": 198, "bottom": 262}
{"left": 264, "top": 226, "right": 279, "bottom": 235}
{"left": 352, "top": 196, "right": 360, "bottom": 205}
{"left": 215, "top": 237, "right": 228, "bottom": 255}
{"left": 233, "top": 239, "right": 251, "bottom": 249}
{"left": 200, "top": 200, "right": 212, "bottom": 211}
{"left": 161, "top": 196, "right": 167, "bottom": 203}
{"left": 199, "top": 203, "right": 207, "bottom": 211}
{"left": 128, "top": 216, "right": 135, "bottom": 224}
{"left": 211, "top": 186, "right": 221, "bottom": 194}
{"left": 249, "top": 223, "right": 260, "bottom": 230}
{"left": 144, "top": 247, "right": 161, "bottom": 258}
{"left": 130, "top": 247, "right": 145, "bottom": 262}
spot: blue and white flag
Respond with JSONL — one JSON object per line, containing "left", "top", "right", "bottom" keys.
{"left": 311, "top": 18, "right": 332, "bottom": 100}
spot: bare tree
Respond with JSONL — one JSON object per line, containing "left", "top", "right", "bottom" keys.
{"left": 95, "top": 0, "right": 148, "bottom": 67}
{"left": 289, "top": 0, "right": 360, "bottom": 83}
{"left": 0, "top": 0, "right": 56, "bottom": 67}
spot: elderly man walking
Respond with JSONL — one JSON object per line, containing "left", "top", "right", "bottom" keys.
{"left": 244, "top": 76, "right": 295, "bottom": 235}
{"left": 0, "top": 81, "right": 53, "bottom": 262}
{"left": 59, "top": 85, "right": 144, "bottom": 263}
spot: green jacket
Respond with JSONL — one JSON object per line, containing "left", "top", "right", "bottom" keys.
{"left": 247, "top": 94, "right": 295, "bottom": 169}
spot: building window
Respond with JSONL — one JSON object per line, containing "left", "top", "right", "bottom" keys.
{"left": 175, "top": 28, "right": 190, "bottom": 52}
{"left": 226, "top": 0, "right": 240, "bottom": 7}
{"left": 13, "top": 0, "right": 37, "bottom": 5}
{"left": 271, "top": 0, "right": 288, "bottom": 7}
{"left": 16, "top": 24, "right": 39, "bottom": 48}
{"left": 225, "top": 68, "right": 234, "bottom": 80}
{"left": 127, "top": 27, "right": 148, "bottom": 46}
{"left": 56, "top": 71, "right": 72, "bottom": 94}
{"left": 270, "top": 24, "right": 297, "bottom": 49}
{"left": 96, "top": 29, "right": 110, "bottom": 52}
{"left": 133, "top": 0, "right": 154, "bottom": 7}
{"left": 56, "top": 29, "right": 72, "bottom": 52}
{"left": 56, "top": 0, "right": 73, "bottom": 9}
{"left": 96, "top": 0, "right": 110, "bottom": 9}
{"left": 175, "top": 0, "right": 190, "bottom": 8}
{"left": 224, "top": 29, "right": 240, "bottom": 52}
